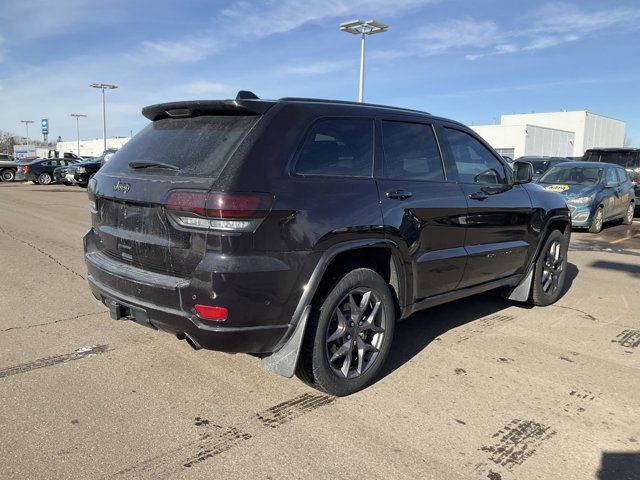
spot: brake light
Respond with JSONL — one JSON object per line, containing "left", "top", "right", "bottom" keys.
{"left": 21, "top": 165, "right": 29, "bottom": 172}
{"left": 166, "top": 190, "right": 273, "bottom": 231}
{"left": 194, "top": 305, "right": 228, "bottom": 321}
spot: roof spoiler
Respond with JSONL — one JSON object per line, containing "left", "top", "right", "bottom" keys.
{"left": 142, "top": 91, "right": 271, "bottom": 121}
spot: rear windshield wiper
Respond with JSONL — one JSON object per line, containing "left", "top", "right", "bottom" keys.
{"left": 129, "top": 161, "right": 180, "bottom": 170}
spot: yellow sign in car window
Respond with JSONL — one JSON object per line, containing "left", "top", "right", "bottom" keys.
{"left": 545, "top": 184, "right": 570, "bottom": 193}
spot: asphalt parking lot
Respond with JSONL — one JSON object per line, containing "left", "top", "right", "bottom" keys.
{"left": 1, "top": 182, "right": 639, "bottom": 480}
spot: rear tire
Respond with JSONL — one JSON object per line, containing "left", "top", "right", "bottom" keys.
{"left": 38, "top": 172, "right": 52, "bottom": 185}
{"left": 1, "top": 169, "right": 15, "bottom": 182}
{"left": 622, "top": 203, "right": 634, "bottom": 225}
{"left": 531, "top": 230, "right": 568, "bottom": 306}
{"left": 589, "top": 207, "right": 604, "bottom": 233}
{"left": 296, "top": 268, "right": 395, "bottom": 396}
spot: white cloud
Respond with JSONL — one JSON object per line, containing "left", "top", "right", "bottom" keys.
{"left": 283, "top": 60, "right": 352, "bottom": 76}
{"left": 375, "top": 3, "right": 640, "bottom": 61}
{"left": 140, "top": 38, "right": 217, "bottom": 63}
{"left": 180, "top": 81, "right": 235, "bottom": 96}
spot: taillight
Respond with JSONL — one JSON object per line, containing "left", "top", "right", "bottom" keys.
{"left": 194, "top": 304, "right": 228, "bottom": 321}
{"left": 166, "top": 190, "right": 273, "bottom": 231}
{"left": 21, "top": 165, "right": 29, "bottom": 172}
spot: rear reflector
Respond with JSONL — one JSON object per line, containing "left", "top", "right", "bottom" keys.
{"left": 166, "top": 190, "right": 273, "bottom": 232}
{"left": 194, "top": 305, "right": 228, "bottom": 321}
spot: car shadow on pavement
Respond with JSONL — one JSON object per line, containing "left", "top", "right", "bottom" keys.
{"left": 589, "top": 260, "right": 640, "bottom": 279}
{"left": 597, "top": 452, "right": 640, "bottom": 480}
{"left": 381, "top": 262, "right": 579, "bottom": 380}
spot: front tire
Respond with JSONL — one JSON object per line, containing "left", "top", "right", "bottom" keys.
{"left": 622, "top": 203, "right": 634, "bottom": 225}
{"left": 296, "top": 268, "right": 395, "bottom": 396}
{"left": 531, "top": 230, "right": 568, "bottom": 306}
{"left": 589, "top": 207, "right": 604, "bottom": 233}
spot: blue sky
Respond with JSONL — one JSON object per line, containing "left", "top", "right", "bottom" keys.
{"left": 1, "top": 0, "right": 639, "bottom": 145}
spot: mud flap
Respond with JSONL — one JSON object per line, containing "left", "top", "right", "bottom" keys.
{"left": 506, "top": 268, "right": 533, "bottom": 302}
{"left": 261, "top": 305, "right": 311, "bottom": 378}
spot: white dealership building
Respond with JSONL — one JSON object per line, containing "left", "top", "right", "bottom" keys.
{"left": 56, "top": 136, "right": 131, "bottom": 157}
{"left": 470, "top": 111, "right": 625, "bottom": 159}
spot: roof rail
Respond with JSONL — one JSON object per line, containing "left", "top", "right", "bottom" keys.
{"left": 278, "top": 97, "right": 429, "bottom": 115}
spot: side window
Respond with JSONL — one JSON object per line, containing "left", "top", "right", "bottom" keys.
{"left": 615, "top": 167, "right": 628, "bottom": 183}
{"left": 443, "top": 127, "right": 507, "bottom": 184}
{"left": 294, "top": 118, "right": 373, "bottom": 177}
{"left": 605, "top": 168, "right": 619, "bottom": 186}
{"left": 381, "top": 121, "right": 444, "bottom": 181}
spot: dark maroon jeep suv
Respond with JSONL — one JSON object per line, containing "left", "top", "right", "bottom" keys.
{"left": 84, "top": 92, "right": 571, "bottom": 396}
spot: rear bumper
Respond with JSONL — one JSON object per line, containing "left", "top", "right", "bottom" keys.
{"left": 84, "top": 229, "right": 314, "bottom": 354}
{"left": 87, "top": 274, "right": 289, "bottom": 352}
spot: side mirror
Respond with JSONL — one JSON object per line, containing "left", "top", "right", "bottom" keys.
{"left": 512, "top": 161, "right": 533, "bottom": 184}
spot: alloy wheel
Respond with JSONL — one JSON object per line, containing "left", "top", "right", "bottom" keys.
{"left": 541, "top": 240, "right": 564, "bottom": 295}
{"left": 325, "top": 289, "right": 386, "bottom": 379}
{"left": 626, "top": 204, "right": 634, "bottom": 223}
{"left": 593, "top": 209, "right": 603, "bottom": 232}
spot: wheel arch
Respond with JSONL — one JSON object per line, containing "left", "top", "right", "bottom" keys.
{"left": 507, "top": 214, "right": 571, "bottom": 302}
{"left": 261, "top": 238, "right": 408, "bottom": 378}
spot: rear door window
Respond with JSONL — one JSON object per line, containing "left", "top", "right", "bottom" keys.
{"left": 381, "top": 121, "right": 444, "bottom": 181}
{"left": 605, "top": 167, "right": 619, "bottom": 186}
{"left": 294, "top": 118, "right": 373, "bottom": 177}
{"left": 100, "top": 115, "right": 259, "bottom": 177}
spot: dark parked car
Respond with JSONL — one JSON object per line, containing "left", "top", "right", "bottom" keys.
{"left": 516, "top": 156, "right": 570, "bottom": 181}
{"left": 583, "top": 148, "right": 640, "bottom": 209}
{"left": 15, "top": 158, "right": 80, "bottom": 184}
{"left": 68, "top": 158, "right": 103, "bottom": 187}
{"left": 53, "top": 164, "right": 75, "bottom": 184}
{"left": 84, "top": 93, "right": 571, "bottom": 396}
{"left": 537, "top": 162, "right": 635, "bottom": 233}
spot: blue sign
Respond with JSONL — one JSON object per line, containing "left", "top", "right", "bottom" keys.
{"left": 41, "top": 118, "right": 49, "bottom": 134}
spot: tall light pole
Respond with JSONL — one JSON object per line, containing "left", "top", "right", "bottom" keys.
{"left": 20, "top": 120, "right": 34, "bottom": 149}
{"left": 70, "top": 114, "right": 87, "bottom": 156}
{"left": 89, "top": 83, "right": 117, "bottom": 153}
{"left": 340, "top": 20, "right": 388, "bottom": 103}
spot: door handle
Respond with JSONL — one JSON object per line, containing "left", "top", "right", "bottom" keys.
{"left": 468, "top": 191, "right": 489, "bottom": 200}
{"left": 386, "top": 189, "right": 413, "bottom": 200}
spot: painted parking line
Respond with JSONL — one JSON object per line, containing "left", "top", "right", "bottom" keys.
{"left": 610, "top": 233, "right": 640, "bottom": 244}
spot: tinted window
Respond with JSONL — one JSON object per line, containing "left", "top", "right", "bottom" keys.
{"left": 539, "top": 166, "right": 603, "bottom": 185}
{"left": 295, "top": 119, "right": 373, "bottom": 177}
{"left": 595, "top": 151, "right": 637, "bottom": 168}
{"left": 381, "top": 121, "right": 444, "bottom": 181}
{"left": 101, "top": 115, "right": 259, "bottom": 177}
{"left": 444, "top": 128, "right": 507, "bottom": 184}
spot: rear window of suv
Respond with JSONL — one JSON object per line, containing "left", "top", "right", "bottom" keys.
{"left": 100, "top": 115, "right": 259, "bottom": 177}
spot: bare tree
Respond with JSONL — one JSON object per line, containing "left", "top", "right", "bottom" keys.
{"left": 0, "top": 130, "right": 19, "bottom": 155}
{"left": 623, "top": 135, "right": 633, "bottom": 147}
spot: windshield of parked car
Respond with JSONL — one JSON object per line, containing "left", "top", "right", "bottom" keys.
{"left": 539, "top": 166, "right": 603, "bottom": 185}
{"left": 100, "top": 115, "right": 259, "bottom": 177}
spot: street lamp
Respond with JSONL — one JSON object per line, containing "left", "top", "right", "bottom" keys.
{"left": 20, "top": 120, "right": 34, "bottom": 150}
{"left": 89, "top": 83, "right": 118, "bottom": 153}
{"left": 340, "top": 20, "right": 388, "bottom": 103}
{"left": 70, "top": 114, "right": 87, "bottom": 156}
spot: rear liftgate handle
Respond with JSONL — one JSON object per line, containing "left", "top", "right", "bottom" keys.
{"left": 386, "top": 189, "right": 413, "bottom": 200}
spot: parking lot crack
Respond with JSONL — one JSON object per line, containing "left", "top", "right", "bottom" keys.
{"left": 0, "top": 311, "right": 104, "bottom": 333}
{"left": 0, "top": 224, "right": 86, "bottom": 280}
